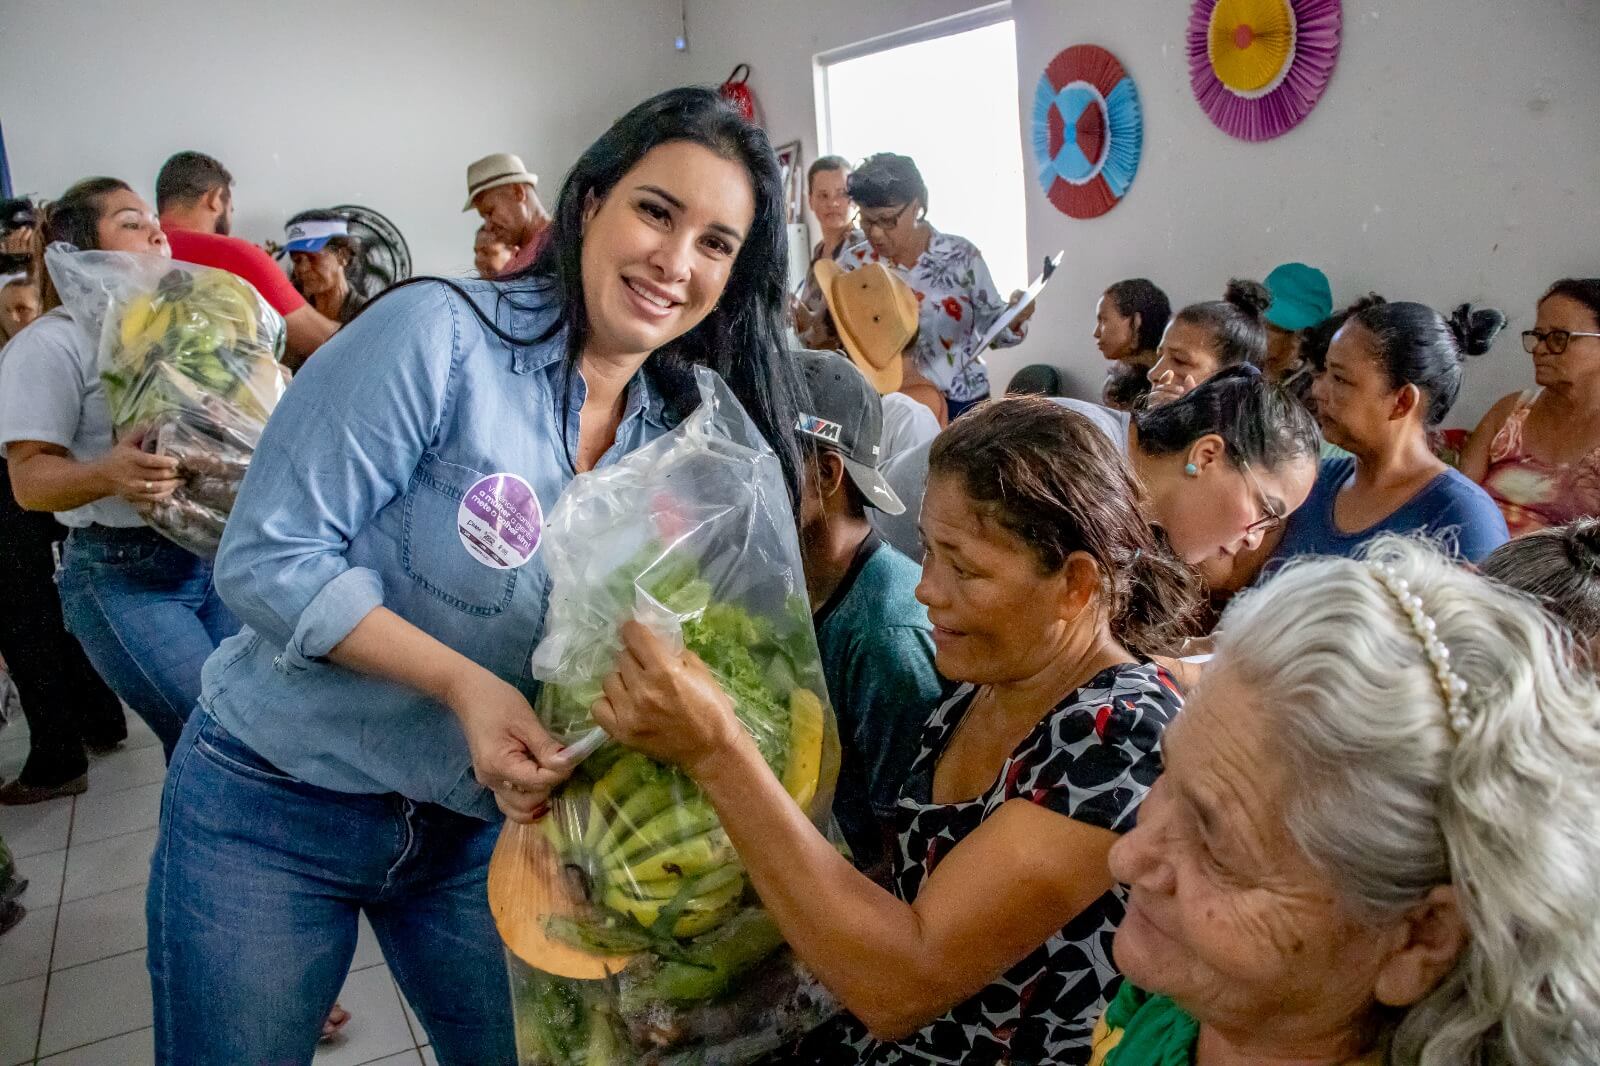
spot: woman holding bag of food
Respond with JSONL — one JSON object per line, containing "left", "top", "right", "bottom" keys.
{"left": 146, "top": 87, "right": 805, "bottom": 1065}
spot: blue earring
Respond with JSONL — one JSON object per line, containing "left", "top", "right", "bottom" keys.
{"left": 1184, "top": 463, "right": 1199, "bottom": 476}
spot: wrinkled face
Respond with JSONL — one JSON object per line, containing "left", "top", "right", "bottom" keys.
{"left": 808, "top": 167, "right": 852, "bottom": 234}
{"left": 95, "top": 189, "right": 169, "bottom": 256}
{"left": 1528, "top": 293, "right": 1600, "bottom": 391}
{"left": 1109, "top": 669, "right": 1407, "bottom": 1042}
{"left": 859, "top": 199, "right": 920, "bottom": 264}
{"left": 0, "top": 281, "right": 42, "bottom": 341}
{"left": 474, "top": 229, "right": 515, "bottom": 277}
{"left": 915, "top": 473, "right": 1090, "bottom": 685}
{"left": 1095, "top": 294, "right": 1139, "bottom": 362}
{"left": 474, "top": 183, "right": 533, "bottom": 246}
{"left": 1311, "top": 321, "right": 1406, "bottom": 452}
{"left": 1146, "top": 318, "right": 1225, "bottom": 408}
{"left": 578, "top": 141, "right": 754, "bottom": 362}
{"left": 290, "top": 247, "right": 347, "bottom": 296}
{"left": 1154, "top": 439, "right": 1315, "bottom": 565}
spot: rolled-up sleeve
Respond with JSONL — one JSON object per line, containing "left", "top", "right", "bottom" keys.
{"left": 215, "top": 281, "right": 461, "bottom": 660}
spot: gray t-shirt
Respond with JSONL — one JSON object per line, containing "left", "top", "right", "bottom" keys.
{"left": 879, "top": 391, "right": 941, "bottom": 463}
{"left": 0, "top": 309, "right": 143, "bottom": 527}
{"left": 872, "top": 397, "right": 1132, "bottom": 558}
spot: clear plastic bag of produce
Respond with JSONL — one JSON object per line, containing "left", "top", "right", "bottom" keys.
{"left": 489, "top": 368, "right": 842, "bottom": 1064}
{"left": 44, "top": 243, "right": 287, "bottom": 557}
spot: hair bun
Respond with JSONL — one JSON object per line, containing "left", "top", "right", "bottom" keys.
{"left": 1224, "top": 278, "right": 1272, "bottom": 321}
{"left": 1447, "top": 303, "right": 1507, "bottom": 357}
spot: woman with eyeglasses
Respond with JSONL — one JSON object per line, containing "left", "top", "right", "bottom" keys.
{"left": 1461, "top": 278, "right": 1600, "bottom": 536}
{"left": 838, "top": 153, "right": 1032, "bottom": 418}
{"left": 1263, "top": 300, "right": 1510, "bottom": 571}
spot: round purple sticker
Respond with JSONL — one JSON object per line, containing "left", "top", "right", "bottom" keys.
{"left": 457, "top": 473, "right": 543, "bottom": 569}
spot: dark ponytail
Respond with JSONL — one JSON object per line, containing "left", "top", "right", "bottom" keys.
{"left": 1135, "top": 363, "right": 1321, "bottom": 472}
{"left": 928, "top": 397, "right": 1200, "bottom": 655}
{"left": 1351, "top": 300, "right": 1506, "bottom": 426}
{"left": 1174, "top": 277, "right": 1271, "bottom": 369}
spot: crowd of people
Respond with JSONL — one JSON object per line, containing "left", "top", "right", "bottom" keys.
{"left": 0, "top": 83, "right": 1597, "bottom": 1066}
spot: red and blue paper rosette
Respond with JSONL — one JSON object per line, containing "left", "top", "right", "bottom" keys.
{"left": 1031, "top": 45, "right": 1143, "bottom": 220}
{"left": 1187, "top": 0, "right": 1342, "bottom": 141}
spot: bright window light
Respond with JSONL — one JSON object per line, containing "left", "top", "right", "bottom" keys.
{"left": 818, "top": 16, "right": 1027, "bottom": 294}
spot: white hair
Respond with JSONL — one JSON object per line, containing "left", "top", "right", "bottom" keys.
{"left": 1215, "top": 536, "right": 1600, "bottom": 1066}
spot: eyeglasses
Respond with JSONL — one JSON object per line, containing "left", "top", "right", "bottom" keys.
{"left": 1239, "top": 460, "right": 1285, "bottom": 536}
{"left": 1522, "top": 329, "right": 1600, "bottom": 355}
{"left": 856, "top": 202, "right": 913, "bottom": 234}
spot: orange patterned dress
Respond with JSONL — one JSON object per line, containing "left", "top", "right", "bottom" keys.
{"left": 1482, "top": 390, "right": 1600, "bottom": 536}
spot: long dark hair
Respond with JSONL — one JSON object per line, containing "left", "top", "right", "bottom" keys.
{"left": 34, "top": 177, "right": 133, "bottom": 312}
{"left": 929, "top": 397, "right": 1200, "bottom": 656}
{"left": 1349, "top": 300, "right": 1505, "bottom": 426}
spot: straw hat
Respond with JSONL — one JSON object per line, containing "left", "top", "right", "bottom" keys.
{"left": 813, "top": 260, "right": 918, "bottom": 395}
{"left": 463, "top": 153, "right": 539, "bottom": 211}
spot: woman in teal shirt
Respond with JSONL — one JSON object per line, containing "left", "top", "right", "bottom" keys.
{"left": 147, "top": 88, "right": 805, "bottom": 1065}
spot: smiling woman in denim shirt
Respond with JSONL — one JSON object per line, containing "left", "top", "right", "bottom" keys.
{"left": 146, "top": 87, "right": 805, "bottom": 1066}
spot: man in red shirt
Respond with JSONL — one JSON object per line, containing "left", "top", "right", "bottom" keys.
{"left": 156, "top": 152, "right": 339, "bottom": 370}
{"left": 463, "top": 153, "right": 551, "bottom": 276}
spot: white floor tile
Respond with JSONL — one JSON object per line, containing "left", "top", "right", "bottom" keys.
{"left": 17, "top": 847, "right": 66, "bottom": 909}
{"left": 0, "top": 794, "right": 74, "bottom": 860}
{"left": 54, "top": 884, "right": 147, "bottom": 971}
{"left": 70, "top": 782, "right": 161, "bottom": 847}
{"left": 351, "top": 913, "right": 383, "bottom": 972}
{"left": 359, "top": 1053, "right": 424, "bottom": 1066}
{"left": 38, "top": 1026, "right": 154, "bottom": 1066}
{"left": 0, "top": 975, "right": 45, "bottom": 1066}
{"left": 0, "top": 736, "right": 27, "bottom": 783}
{"left": 312, "top": 965, "right": 416, "bottom": 1066}
{"left": 87, "top": 746, "right": 166, "bottom": 796}
{"left": 119, "top": 711, "right": 160, "bottom": 753}
{"left": 38, "top": 948, "right": 152, "bottom": 1057}
{"left": 420, "top": 1045, "right": 437, "bottom": 1066}
{"left": 396, "top": 981, "right": 423, "bottom": 1045}
{"left": 61, "top": 829, "right": 156, "bottom": 904}
{"left": 0, "top": 905, "right": 55, "bottom": 984}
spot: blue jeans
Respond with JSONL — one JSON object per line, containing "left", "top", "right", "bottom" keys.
{"left": 56, "top": 525, "right": 237, "bottom": 758}
{"left": 148, "top": 711, "right": 516, "bottom": 1066}
{"left": 945, "top": 392, "right": 991, "bottom": 421}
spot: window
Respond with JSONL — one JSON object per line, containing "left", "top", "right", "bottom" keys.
{"left": 816, "top": 4, "right": 1027, "bottom": 294}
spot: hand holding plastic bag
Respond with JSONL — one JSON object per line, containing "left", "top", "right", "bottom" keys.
{"left": 44, "top": 243, "right": 287, "bottom": 556}
{"left": 491, "top": 369, "right": 840, "bottom": 1063}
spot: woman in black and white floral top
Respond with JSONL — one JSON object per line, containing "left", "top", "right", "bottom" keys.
{"left": 594, "top": 397, "right": 1200, "bottom": 1065}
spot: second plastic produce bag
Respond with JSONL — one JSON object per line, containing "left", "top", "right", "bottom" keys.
{"left": 490, "top": 368, "right": 842, "bottom": 1064}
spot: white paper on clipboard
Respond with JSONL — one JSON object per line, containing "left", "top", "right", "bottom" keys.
{"left": 958, "top": 251, "right": 1064, "bottom": 372}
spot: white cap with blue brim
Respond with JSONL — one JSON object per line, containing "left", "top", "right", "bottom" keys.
{"left": 283, "top": 218, "right": 349, "bottom": 253}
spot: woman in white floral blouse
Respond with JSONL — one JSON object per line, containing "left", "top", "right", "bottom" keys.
{"left": 840, "top": 153, "right": 1032, "bottom": 417}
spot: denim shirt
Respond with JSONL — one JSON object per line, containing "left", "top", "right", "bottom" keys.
{"left": 202, "top": 278, "right": 672, "bottom": 821}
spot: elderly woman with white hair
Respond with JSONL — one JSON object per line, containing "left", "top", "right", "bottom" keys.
{"left": 1094, "top": 536, "right": 1600, "bottom": 1066}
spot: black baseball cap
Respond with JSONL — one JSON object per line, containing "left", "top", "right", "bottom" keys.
{"left": 793, "top": 349, "right": 906, "bottom": 515}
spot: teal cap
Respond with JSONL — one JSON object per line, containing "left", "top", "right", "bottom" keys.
{"left": 1264, "top": 262, "right": 1333, "bottom": 332}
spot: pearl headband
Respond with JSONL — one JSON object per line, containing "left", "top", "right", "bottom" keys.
{"left": 1367, "top": 563, "right": 1472, "bottom": 734}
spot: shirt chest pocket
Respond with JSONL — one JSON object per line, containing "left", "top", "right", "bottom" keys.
{"left": 402, "top": 454, "right": 519, "bottom": 616}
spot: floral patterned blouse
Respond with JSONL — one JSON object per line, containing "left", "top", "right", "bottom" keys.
{"left": 1482, "top": 389, "right": 1600, "bottom": 536}
{"left": 786, "top": 662, "right": 1182, "bottom": 1066}
{"left": 840, "top": 228, "right": 1026, "bottom": 404}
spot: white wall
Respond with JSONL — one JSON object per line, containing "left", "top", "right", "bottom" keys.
{"left": 0, "top": 0, "right": 681, "bottom": 275}
{"left": 678, "top": 0, "right": 1600, "bottom": 426}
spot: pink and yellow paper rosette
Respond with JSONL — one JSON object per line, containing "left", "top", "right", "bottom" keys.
{"left": 1187, "top": 0, "right": 1342, "bottom": 141}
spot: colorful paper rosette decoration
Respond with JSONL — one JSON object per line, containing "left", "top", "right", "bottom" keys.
{"left": 1031, "top": 44, "right": 1143, "bottom": 220}
{"left": 1187, "top": 0, "right": 1343, "bottom": 141}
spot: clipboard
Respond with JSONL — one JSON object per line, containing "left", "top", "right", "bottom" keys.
{"left": 956, "top": 251, "right": 1063, "bottom": 375}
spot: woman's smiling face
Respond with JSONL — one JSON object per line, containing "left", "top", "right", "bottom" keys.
{"left": 578, "top": 141, "right": 755, "bottom": 360}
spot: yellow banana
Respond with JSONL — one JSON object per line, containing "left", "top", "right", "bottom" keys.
{"left": 614, "top": 861, "right": 742, "bottom": 901}
{"left": 118, "top": 293, "right": 156, "bottom": 352}
{"left": 607, "top": 801, "right": 720, "bottom": 867}
{"left": 611, "top": 831, "right": 734, "bottom": 883}
{"left": 783, "top": 688, "right": 825, "bottom": 812}
{"left": 602, "top": 869, "right": 745, "bottom": 937}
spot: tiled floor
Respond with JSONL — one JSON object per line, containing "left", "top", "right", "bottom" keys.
{"left": 0, "top": 711, "right": 439, "bottom": 1066}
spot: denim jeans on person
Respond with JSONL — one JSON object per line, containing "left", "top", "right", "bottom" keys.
{"left": 147, "top": 711, "right": 515, "bottom": 1065}
{"left": 55, "top": 525, "right": 237, "bottom": 758}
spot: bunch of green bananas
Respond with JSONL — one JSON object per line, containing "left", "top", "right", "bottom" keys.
{"left": 107, "top": 268, "right": 282, "bottom": 429}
